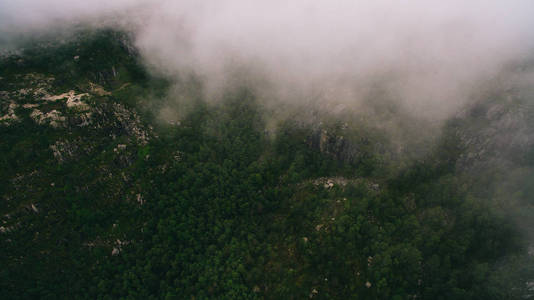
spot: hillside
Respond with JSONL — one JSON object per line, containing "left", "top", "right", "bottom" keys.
{"left": 1, "top": 29, "right": 533, "bottom": 299}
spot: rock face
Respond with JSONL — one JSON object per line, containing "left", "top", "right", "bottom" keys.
{"left": 452, "top": 89, "right": 534, "bottom": 171}
{"left": 50, "top": 138, "right": 91, "bottom": 163}
{"left": 44, "top": 90, "right": 90, "bottom": 110}
{"left": 89, "top": 82, "right": 111, "bottom": 96}
{"left": 0, "top": 73, "right": 97, "bottom": 128}
{"left": 308, "top": 127, "right": 359, "bottom": 163}
{"left": 307, "top": 123, "right": 383, "bottom": 166}
{"left": 111, "top": 103, "right": 150, "bottom": 145}
{"left": 30, "top": 109, "right": 66, "bottom": 127}
{"left": 0, "top": 102, "right": 19, "bottom": 124}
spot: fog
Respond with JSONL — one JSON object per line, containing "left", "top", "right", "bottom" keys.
{"left": 3, "top": 1, "right": 534, "bottom": 289}
{"left": 2, "top": 0, "right": 534, "bottom": 121}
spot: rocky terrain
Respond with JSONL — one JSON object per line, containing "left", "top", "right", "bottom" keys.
{"left": 1, "top": 28, "right": 534, "bottom": 299}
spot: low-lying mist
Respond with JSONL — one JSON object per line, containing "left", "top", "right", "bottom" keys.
{"left": 3, "top": 2, "right": 534, "bottom": 297}
{"left": 2, "top": 1, "right": 534, "bottom": 122}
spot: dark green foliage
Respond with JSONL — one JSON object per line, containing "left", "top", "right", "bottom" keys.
{"left": 0, "top": 28, "right": 530, "bottom": 299}
{"left": 1, "top": 29, "right": 147, "bottom": 90}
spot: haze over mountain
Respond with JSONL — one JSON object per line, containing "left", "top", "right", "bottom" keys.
{"left": 1, "top": 1, "right": 534, "bottom": 299}
{"left": 3, "top": 1, "right": 534, "bottom": 118}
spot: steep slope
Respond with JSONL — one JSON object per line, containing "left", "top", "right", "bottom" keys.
{"left": 0, "top": 28, "right": 530, "bottom": 299}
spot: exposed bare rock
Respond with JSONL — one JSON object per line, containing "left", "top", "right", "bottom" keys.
{"left": 22, "top": 103, "right": 39, "bottom": 108}
{"left": 50, "top": 140, "right": 77, "bottom": 163}
{"left": 111, "top": 239, "right": 130, "bottom": 256}
{"left": 44, "top": 90, "right": 90, "bottom": 110}
{"left": 50, "top": 138, "right": 94, "bottom": 163}
{"left": 0, "top": 102, "right": 19, "bottom": 124}
{"left": 310, "top": 177, "right": 357, "bottom": 188}
{"left": 454, "top": 92, "right": 534, "bottom": 171}
{"left": 10, "top": 73, "right": 55, "bottom": 101}
{"left": 308, "top": 126, "right": 362, "bottom": 163}
{"left": 89, "top": 82, "right": 111, "bottom": 96}
{"left": 112, "top": 103, "right": 150, "bottom": 145}
{"left": 136, "top": 193, "right": 145, "bottom": 205}
{"left": 369, "top": 183, "right": 380, "bottom": 191}
{"left": 18, "top": 88, "right": 30, "bottom": 96}
{"left": 31, "top": 109, "right": 65, "bottom": 127}
{"left": 173, "top": 150, "right": 183, "bottom": 162}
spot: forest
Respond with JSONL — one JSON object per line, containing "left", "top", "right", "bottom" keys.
{"left": 1, "top": 29, "right": 533, "bottom": 299}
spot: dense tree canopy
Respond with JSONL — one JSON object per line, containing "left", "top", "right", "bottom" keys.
{"left": 0, "top": 29, "right": 532, "bottom": 299}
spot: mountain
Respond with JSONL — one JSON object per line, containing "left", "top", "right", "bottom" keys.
{"left": 1, "top": 28, "right": 533, "bottom": 299}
